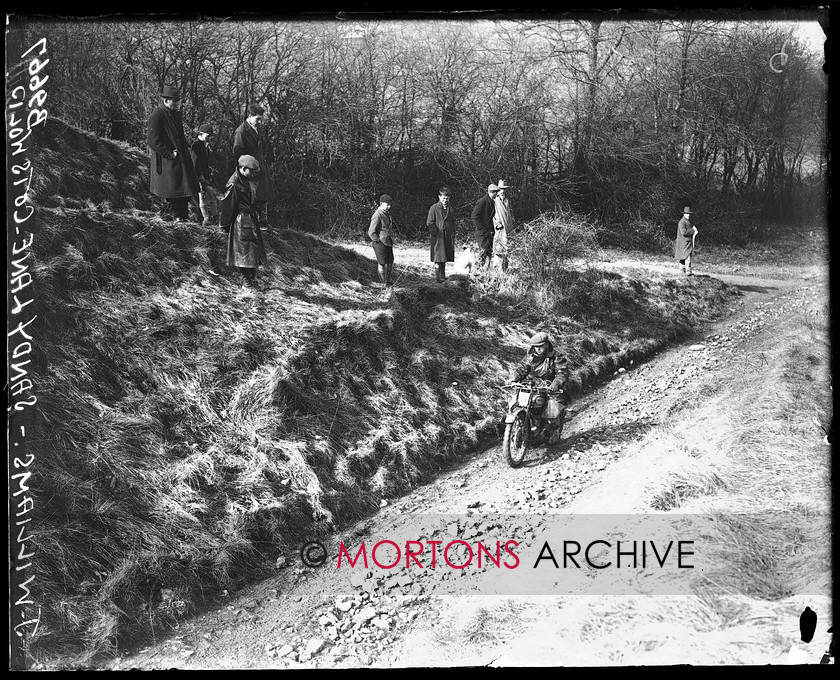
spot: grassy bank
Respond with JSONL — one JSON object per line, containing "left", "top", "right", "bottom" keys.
{"left": 27, "top": 120, "right": 739, "bottom": 666}
{"left": 31, "top": 119, "right": 157, "bottom": 212}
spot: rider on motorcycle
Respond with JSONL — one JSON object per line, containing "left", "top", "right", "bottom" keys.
{"left": 509, "top": 331, "right": 570, "bottom": 444}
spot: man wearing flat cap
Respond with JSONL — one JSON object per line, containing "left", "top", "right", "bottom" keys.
{"left": 233, "top": 103, "right": 273, "bottom": 231}
{"left": 219, "top": 154, "right": 269, "bottom": 290}
{"left": 191, "top": 123, "right": 219, "bottom": 226}
{"left": 368, "top": 194, "right": 396, "bottom": 287}
{"left": 471, "top": 183, "right": 499, "bottom": 269}
{"left": 146, "top": 85, "right": 200, "bottom": 221}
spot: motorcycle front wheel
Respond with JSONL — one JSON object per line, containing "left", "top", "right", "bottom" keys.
{"left": 503, "top": 413, "right": 529, "bottom": 468}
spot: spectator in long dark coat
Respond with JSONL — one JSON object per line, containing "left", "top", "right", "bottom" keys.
{"left": 427, "top": 186, "right": 456, "bottom": 283}
{"left": 232, "top": 103, "right": 273, "bottom": 230}
{"left": 471, "top": 183, "right": 499, "bottom": 269}
{"left": 674, "top": 206, "right": 699, "bottom": 276}
{"left": 219, "top": 155, "right": 269, "bottom": 290}
{"left": 146, "top": 85, "right": 200, "bottom": 221}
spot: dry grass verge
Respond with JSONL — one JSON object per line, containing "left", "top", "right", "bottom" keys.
{"left": 31, "top": 118, "right": 157, "bottom": 212}
{"left": 639, "top": 288, "right": 832, "bottom": 659}
{"left": 697, "top": 304, "right": 832, "bottom": 605}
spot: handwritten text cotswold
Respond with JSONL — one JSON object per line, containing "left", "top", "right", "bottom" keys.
{"left": 8, "top": 36, "right": 49, "bottom": 652}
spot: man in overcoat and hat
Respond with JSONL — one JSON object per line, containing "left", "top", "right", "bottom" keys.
{"left": 675, "top": 206, "right": 699, "bottom": 276}
{"left": 146, "top": 85, "right": 200, "bottom": 221}
{"left": 472, "top": 183, "right": 499, "bottom": 269}
{"left": 233, "top": 104, "right": 273, "bottom": 230}
{"left": 492, "top": 179, "right": 513, "bottom": 271}
{"left": 220, "top": 155, "right": 269, "bottom": 290}
{"left": 427, "top": 186, "right": 456, "bottom": 283}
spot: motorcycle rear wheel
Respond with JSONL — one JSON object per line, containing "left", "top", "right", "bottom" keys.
{"left": 503, "top": 413, "right": 529, "bottom": 468}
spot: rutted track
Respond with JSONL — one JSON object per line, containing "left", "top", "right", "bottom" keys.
{"left": 110, "top": 257, "right": 827, "bottom": 669}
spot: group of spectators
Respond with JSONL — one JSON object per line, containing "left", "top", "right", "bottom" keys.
{"left": 146, "top": 85, "right": 273, "bottom": 288}
{"left": 367, "top": 181, "right": 516, "bottom": 288}
{"left": 147, "top": 83, "right": 522, "bottom": 291}
{"left": 147, "top": 84, "right": 698, "bottom": 291}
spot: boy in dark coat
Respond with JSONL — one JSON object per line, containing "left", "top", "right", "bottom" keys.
{"left": 471, "top": 184, "right": 499, "bottom": 269}
{"left": 368, "top": 194, "right": 395, "bottom": 287}
{"left": 190, "top": 123, "right": 219, "bottom": 225}
{"left": 146, "top": 85, "right": 200, "bottom": 221}
{"left": 219, "top": 155, "right": 269, "bottom": 289}
{"left": 675, "top": 206, "right": 699, "bottom": 276}
{"left": 232, "top": 104, "right": 273, "bottom": 230}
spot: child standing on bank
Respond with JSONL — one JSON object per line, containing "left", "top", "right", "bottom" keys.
{"left": 191, "top": 123, "right": 219, "bottom": 225}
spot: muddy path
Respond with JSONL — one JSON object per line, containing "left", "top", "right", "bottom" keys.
{"left": 110, "top": 253, "right": 828, "bottom": 669}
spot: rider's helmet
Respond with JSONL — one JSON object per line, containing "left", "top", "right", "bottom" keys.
{"left": 529, "top": 331, "right": 551, "bottom": 348}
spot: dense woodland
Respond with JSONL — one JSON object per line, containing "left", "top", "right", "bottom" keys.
{"left": 22, "top": 17, "right": 826, "bottom": 245}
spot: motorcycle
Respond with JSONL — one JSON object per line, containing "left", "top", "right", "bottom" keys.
{"left": 501, "top": 382, "right": 566, "bottom": 468}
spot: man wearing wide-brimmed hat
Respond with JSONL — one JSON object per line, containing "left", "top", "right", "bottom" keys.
{"left": 674, "top": 206, "right": 699, "bottom": 276}
{"left": 471, "top": 183, "right": 499, "bottom": 269}
{"left": 146, "top": 85, "right": 200, "bottom": 221}
{"left": 492, "top": 179, "right": 513, "bottom": 271}
{"left": 219, "top": 154, "right": 269, "bottom": 290}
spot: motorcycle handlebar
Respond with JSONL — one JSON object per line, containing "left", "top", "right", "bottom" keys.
{"left": 501, "top": 382, "right": 564, "bottom": 394}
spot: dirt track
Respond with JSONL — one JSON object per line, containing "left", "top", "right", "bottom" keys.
{"left": 110, "top": 246, "right": 830, "bottom": 669}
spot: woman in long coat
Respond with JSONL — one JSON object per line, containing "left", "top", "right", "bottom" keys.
{"left": 219, "top": 155, "right": 268, "bottom": 289}
{"left": 674, "top": 206, "right": 698, "bottom": 276}
{"left": 427, "top": 186, "right": 456, "bottom": 283}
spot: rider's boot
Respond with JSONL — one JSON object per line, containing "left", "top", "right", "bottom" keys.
{"left": 544, "top": 416, "right": 563, "bottom": 445}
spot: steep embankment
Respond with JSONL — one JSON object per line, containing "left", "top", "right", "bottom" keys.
{"left": 27, "top": 119, "right": 739, "bottom": 665}
{"left": 107, "top": 265, "right": 831, "bottom": 670}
